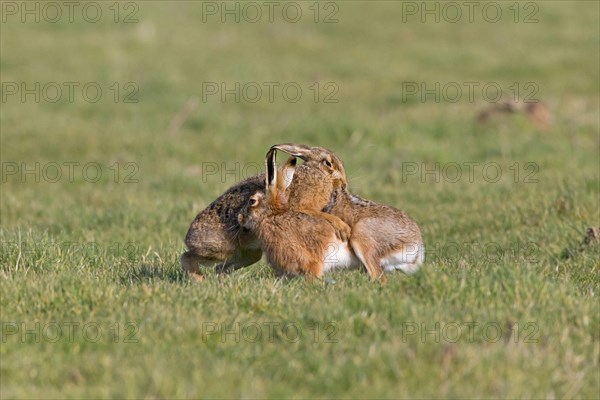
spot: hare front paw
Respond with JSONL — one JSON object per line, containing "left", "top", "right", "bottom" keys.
{"left": 332, "top": 219, "right": 352, "bottom": 242}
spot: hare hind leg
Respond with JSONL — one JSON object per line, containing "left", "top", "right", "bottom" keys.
{"left": 350, "top": 238, "right": 386, "bottom": 282}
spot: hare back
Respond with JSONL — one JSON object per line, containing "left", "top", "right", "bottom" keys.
{"left": 353, "top": 206, "right": 422, "bottom": 240}
{"left": 349, "top": 194, "right": 416, "bottom": 223}
{"left": 327, "top": 192, "right": 416, "bottom": 228}
{"left": 185, "top": 174, "right": 264, "bottom": 252}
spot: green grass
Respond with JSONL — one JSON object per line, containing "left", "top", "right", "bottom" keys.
{"left": 1, "top": 1, "right": 599, "bottom": 398}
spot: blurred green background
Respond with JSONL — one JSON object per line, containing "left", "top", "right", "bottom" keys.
{"left": 1, "top": 1, "right": 598, "bottom": 398}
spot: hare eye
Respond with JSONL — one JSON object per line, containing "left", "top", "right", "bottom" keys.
{"left": 323, "top": 160, "right": 332, "bottom": 168}
{"left": 249, "top": 198, "right": 257, "bottom": 206}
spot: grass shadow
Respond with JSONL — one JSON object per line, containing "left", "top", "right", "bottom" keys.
{"left": 120, "top": 263, "right": 187, "bottom": 285}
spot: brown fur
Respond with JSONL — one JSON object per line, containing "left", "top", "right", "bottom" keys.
{"left": 327, "top": 188, "right": 423, "bottom": 281}
{"left": 270, "top": 144, "right": 351, "bottom": 241}
{"left": 180, "top": 175, "right": 265, "bottom": 280}
{"left": 238, "top": 193, "right": 336, "bottom": 278}
{"left": 237, "top": 153, "right": 343, "bottom": 278}
{"left": 181, "top": 143, "right": 424, "bottom": 282}
{"left": 272, "top": 144, "right": 424, "bottom": 281}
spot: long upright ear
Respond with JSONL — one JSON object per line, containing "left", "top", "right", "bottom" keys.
{"left": 265, "top": 147, "right": 284, "bottom": 205}
{"left": 270, "top": 143, "right": 313, "bottom": 161}
{"left": 265, "top": 148, "right": 277, "bottom": 190}
{"left": 280, "top": 156, "right": 297, "bottom": 190}
{"left": 265, "top": 149, "right": 294, "bottom": 209}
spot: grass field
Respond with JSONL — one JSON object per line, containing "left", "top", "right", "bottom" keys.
{"left": 1, "top": 1, "right": 599, "bottom": 398}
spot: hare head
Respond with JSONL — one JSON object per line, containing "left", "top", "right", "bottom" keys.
{"left": 270, "top": 143, "right": 347, "bottom": 189}
{"left": 238, "top": 150, "right": 295, "bottom": 229}
{"left": 237, "top": 191, "right": 266, "bottom": 231}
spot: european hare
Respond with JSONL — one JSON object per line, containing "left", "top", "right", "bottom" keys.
{"left": 180, "top": 175, "right": 265, "bottom": 280}
{"left": 237, "top": 151, "right": 359, "bottom": 278}
{"left": 271, "top": 143, "right": 424, "bottom": 280}
{"left": 265, "top": 147, "right": 351, "bottom": 241}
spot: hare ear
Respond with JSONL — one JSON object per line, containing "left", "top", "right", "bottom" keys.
{"left": 281, "top": 156, "right": 297, "bottom": 189}
{"left": 271, "top": 143, "right": 313, "bottom": 161}
{"left": 265, "top": 148, "right": 277, "bottom": 191}
{"left": 273, "top": 156, "right": 295, "bottom": 205}
{"left": 265, "top": 148, "right": 290, "bottom": 208}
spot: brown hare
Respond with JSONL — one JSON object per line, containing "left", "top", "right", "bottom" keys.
{"left": 271, "top": 143, "right": 424, "bottom": 281}
{"left": 180, "top": 175, "right": 266, "bottom": 281}
{"left": 265, "top": 146, "right": 351, "bottom": 241}
{"left": 237, "top": 151, "right": 359, "bottom": 278}
{"left": 181, "top": 147, "right": 352, "bottom": 280}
